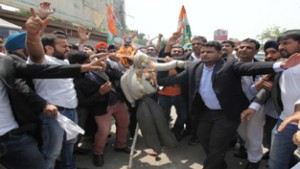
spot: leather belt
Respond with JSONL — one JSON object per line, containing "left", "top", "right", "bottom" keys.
{"left": 56, "top": 106, "right": 74, "bottom": 111}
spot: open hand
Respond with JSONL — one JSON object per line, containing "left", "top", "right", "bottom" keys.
{"left": 278, "top": 111, "right": 300, "bottom": 132}
{"left": 280, "top": 53, "right": 300, "bottom": 69}
{"left": 78, "top": 27, "right": 91, "bottom": 44}
{"left": 38, "top": 2, "right": 55, "bottom": 19}
{"left": 167, "top": 31, "right": 182, "bottom": 46}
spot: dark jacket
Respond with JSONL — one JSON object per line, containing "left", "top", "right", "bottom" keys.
{"left": 252, "top": 73, "right": 283, "bottom": 115}
{"left": 74, "top": 64, "right": 124, "bottom": 116}
{"left": 157, "top": 58, "right": 276, "bottom": 122}
{"left": 0, "top": 54, "right": 82, "bottom": 130}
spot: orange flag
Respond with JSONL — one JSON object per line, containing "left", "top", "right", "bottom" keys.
{"left": 106, "top": 3, "right": 118, "bottom": 35}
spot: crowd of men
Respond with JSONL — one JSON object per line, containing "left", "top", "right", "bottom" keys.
{"left": 1, "top": 7, "right": 300, "bottom": 169}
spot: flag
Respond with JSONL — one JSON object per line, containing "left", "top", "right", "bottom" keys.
{"left": 106, "top": 3, "right": 123, "bottom": 45}
{"left": 177, "top": 5, "right": 192, "bottom": 46}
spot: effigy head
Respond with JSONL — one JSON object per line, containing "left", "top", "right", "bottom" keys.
{"left": 133, "top": 50, "right": 152, "bottom": 69}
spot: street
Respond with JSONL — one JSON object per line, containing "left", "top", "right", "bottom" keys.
{"left": 75, "top": 108, "right": 268, "bottom": 169}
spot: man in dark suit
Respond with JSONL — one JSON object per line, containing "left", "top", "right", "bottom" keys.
{"left": 157, "top": 40, "right": 299, "bottom": 169}
{"left": 0, "top": 52, "right": 105, "bottom": 169}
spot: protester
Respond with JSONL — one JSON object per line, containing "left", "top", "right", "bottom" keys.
{"left": 241, "top": 30, "right": 300, "bottom": 169}
{"left": 236, "top": 38, "right": 265, "bottom": 169}
{"left": 24, "top": 8, "right": 104, "bottom": 169}
{"left": 157, "top": 36, "right": 187, "bottom": 141}
{"left": 221, "top": 40, "right": 235, "bottom": 60}
{"left": 68, "top": 51, "right": 130, "bottom": 167}
{"left": 0, "top": 51, "right": 104, "bottom": 169}
{"left": 158, "top": 32, "right": 300, "bottom": 169}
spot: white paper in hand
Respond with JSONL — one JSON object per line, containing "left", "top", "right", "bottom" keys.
{"left": 56, "top": 112, "right": 85, "bottom": 140}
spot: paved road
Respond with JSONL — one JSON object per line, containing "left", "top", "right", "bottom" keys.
{"left": 75, "top": 109, "right": 268, "bottom": 169}
{"left": 75, "top": 131, "right": 268, "bottom": 169}
{"left": 0, "top": 110, "right": 268, "bottom": 169}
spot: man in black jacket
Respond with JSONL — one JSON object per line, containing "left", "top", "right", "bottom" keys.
{"left": 157, "top": 39, "right": 299, "bottom": 169}
{"left": 0, "top": 53, "right": 105, "bottom": 169}
{"left": 68, "top": 51, "right": 130, "bottom": 167}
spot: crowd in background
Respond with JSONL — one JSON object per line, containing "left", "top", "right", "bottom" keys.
{"left": 1, "top": 7, "right": 300, "bottom": 169}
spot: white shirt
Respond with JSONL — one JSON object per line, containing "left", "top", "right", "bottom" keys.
{"left": 191, "top": 52, "right": 200, "bottom": 61}
{"left": 199, "top": 64, "right": 222, "bottom": 110}
{"left": 279, "top": 64, "right": 300, "bottom": 122}
{"left": 0, "top": 80, "right": 18, "bottom": 136}
{"left": 240, "top": 60, "right": 259, "bottom": 101}
{"left": 27, "top": 55, "right": 78, "bottom": 108}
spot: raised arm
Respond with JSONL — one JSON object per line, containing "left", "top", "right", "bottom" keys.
{"left": 164, "top": 31, "right": 181, "bottom": 53}
{"left": 157, "top": 69, "right": 187, "bottom": 87}
{"left": 156, "top": 33, "right": 163, "bottom": 51}
{"left": 152, "top": 60, "right": 185, "bottom": 71}
{"left": 25, "top": 8, "right": 50, "bottom": 64}
{"left": 77, "top": 27, "right": 91, "bottom": 51}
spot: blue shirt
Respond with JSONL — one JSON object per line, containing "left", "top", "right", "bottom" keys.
{"left": 198, "top": 64, "right": 222, "bottom": 110}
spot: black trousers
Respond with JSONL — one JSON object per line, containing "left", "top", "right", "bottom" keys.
{"left": 197, "top": 109, "right": 239, "bottom": 169}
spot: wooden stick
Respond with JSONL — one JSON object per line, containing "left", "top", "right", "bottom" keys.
{"left": 128, "top": 123, "right": 139, "bottom": 169}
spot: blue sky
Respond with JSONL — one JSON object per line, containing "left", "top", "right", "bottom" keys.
{"left": 125, "top": 0, "right": 300, "bottom": 41}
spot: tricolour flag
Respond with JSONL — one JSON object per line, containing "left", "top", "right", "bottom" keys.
{"left": 106, "top": 3, "right": 123, "bottom": 45}
{"left": 177, "top": 5, "right": 192, "bottom": 46}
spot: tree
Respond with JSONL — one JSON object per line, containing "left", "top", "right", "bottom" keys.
{"left": 256, "top": 25, "right": 286, "bottom": 44}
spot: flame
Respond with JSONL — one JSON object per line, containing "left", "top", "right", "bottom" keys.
{"left": 143, "top": 62, "right": 156, "bottom": 86}
{"left": 116, "top": 45, "right": 136, "bottom": 67}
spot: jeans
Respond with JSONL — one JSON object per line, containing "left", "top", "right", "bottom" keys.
{"left": 0, "top": 133, "right": 45, "bottom": 169}
{"left": 158, "top": 94, "right": 187, "bottom": 132}
{"left": 268, "top": 119, "right": 298, "bottom": 169}
{"left": 40, "top": 108, "right": 78, "bottom": 169}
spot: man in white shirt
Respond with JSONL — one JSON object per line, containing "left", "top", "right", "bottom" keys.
{"left": 241, "top": 29, "right": 300, "bottom": 169}
{"left": 25, "top": 9, "right": 78, "bottom": 169}
{"left": 267, "top": 30, "right": 300, "bottom": 169}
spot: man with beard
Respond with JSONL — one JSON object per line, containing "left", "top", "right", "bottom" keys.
{"left": 25, "top": 8, "right": 79, "bottom": 169}
{"left": 242, "top": 30, "right": 300, "bottom": 169}
{"left": 146, "top": 45, "right": 158, "bottom": 58}
{"left": 157, "top": 35, "right": 187, "bottom": 141}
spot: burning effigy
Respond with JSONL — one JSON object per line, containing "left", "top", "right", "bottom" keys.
{"left": 120, "top": 50, "right": 187, "bottom": 154}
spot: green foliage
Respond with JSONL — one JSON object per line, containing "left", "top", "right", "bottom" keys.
{"left": 256, "top": 25, "right": 286, "bottom": 43}
{"left": 17, "top": 9, "right": 30, "bottom": 16}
